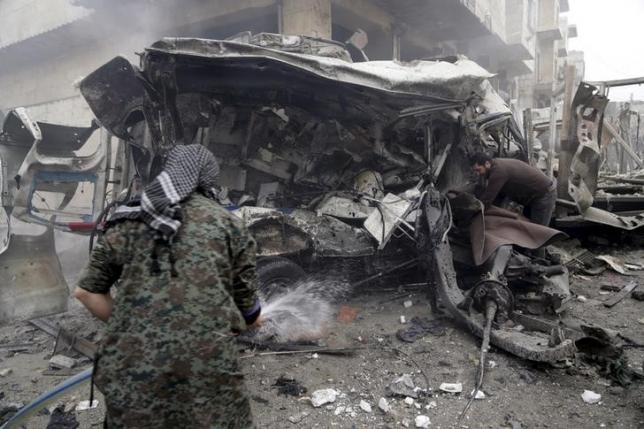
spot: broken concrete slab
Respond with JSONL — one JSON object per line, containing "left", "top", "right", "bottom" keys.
{"left": 49, "top": 355, "right": 76, "bottom": 369}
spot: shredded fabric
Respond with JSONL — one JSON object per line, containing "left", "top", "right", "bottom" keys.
{"left": 108, "top": 144, "right": 220, "bottom": 240}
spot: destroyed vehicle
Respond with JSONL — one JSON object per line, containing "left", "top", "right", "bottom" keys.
{"left": 77, "top": 33, "right": 575, "bottom": 363}
{"left": 0, "top": 108, "right": 107, "bottom": 323}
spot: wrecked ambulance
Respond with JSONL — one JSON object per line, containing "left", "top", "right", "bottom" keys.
{"left": 0, "top": 33, "right": 576, "bottom": 364}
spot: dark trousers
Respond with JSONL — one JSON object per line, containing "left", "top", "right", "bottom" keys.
{"left": 526, "top": 181, "right": 557, "bottom": 226}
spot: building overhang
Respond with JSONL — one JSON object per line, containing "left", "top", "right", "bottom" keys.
{"left": 537, "top": 26, "right": 563, "bottom": 41}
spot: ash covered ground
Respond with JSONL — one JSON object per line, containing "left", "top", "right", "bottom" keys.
{"left": 0, "top": 252, "right": 643, "bottom": 429}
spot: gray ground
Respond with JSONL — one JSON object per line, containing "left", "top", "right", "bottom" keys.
{"left": 0, "top": 260, "right": 643, "bottom": 428}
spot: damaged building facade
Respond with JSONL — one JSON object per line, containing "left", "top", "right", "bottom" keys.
{"left": 0, "top": 0, "right": 579, "bottom": 124}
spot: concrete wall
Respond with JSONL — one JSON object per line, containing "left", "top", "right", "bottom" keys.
{"left": 0, "top": 0, "right": 90, "bottom": 49}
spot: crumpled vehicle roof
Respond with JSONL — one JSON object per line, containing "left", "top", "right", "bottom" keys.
{"left": 147, "top": 37, "right": 506, "bottom": 107}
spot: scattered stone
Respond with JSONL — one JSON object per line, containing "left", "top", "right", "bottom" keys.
{"left": 577, "top": 295, "right": 588, "bottom": 303}
{"left": 488, "top": 360, "right": 497, "bottom": 369}
{"left": 598, "top": 291, "right": 610, "bottom": 296}
{"left": 387, "top": 374, "right": 418, "bottom": 398}
{"left": 415, "top": 415, "right": 431, "bottom": 428}
{"left": 639, "top": 318, "right": 644, "bottom": 325}
{"left": 404, "top": 397, "right": 415, "bottom": 406}
{"left": 403, "top": 300, "right": 413, "bottom": 308}
{"left": 581, "top": 390, "right": 601, "bottom": 404}
{"left": 471, "top": 389, "right": 486, "bottom": 399}
{"left": 311, "top": 389, "right": 338, "bottom": 407}
{"left": 359, "top": 400, "right": 372, "bottom": 413}
{"left": 378, "top": 397, "right": 390, "bottom": 413}
{"left": 632, "top": 291, "right": 644, "bottom": 301}
{"left": 309, "top": 353, "right": 319, "bottom": 359}
{"left": 600, "top": 284, "right": 622, "bottom": 292}
{"left": 49, "top": 355, "right": 76, "bottom": 369}
{"left": 288, "top": 412, "right": 309, "bottom": 424}
{"left": 334, "top": 406, "right": 345, "bottom": 416}
{"left": 75, "top": 400, "right": 98, "bottom": 411}
{"left": 426, "top": 401, "right": 437, "bottom": 409}
{"left": 400, "top": 315, "right": 406, "bottom": 324}
{"left": 439, "top": 382, "right": 462, "bottom": 394}
{"left": 402, "top": 418, "right": 410, "bottom": 428}
{"left": 0, "top": 368, "right": 12, "bottom": 377}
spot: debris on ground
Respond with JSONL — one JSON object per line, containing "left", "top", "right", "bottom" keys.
{"left": 387, "top": 374, "right": 419, "bottom": 398}
{"left": 358, "top": 399, "right": 372, "bottom": 413}
{"left": 0, "top": 369, "right": 12, "bottom": 377}
{"left": 45, "top": 405, "right": 80, "bottom": 429}
{"left": 581, "top": 390, "right": 602, "bottom": 404}
{"left": 396, "top": 317, "right": 447, "bottom": 342}
{"left": 631, "top": 290, "right": 644, "bottom": 301}
{"left": 595, "top": 255, "right": 628, "bottom": 275}
{"left": 272, "top": 376, "right": 307, "bottom": 397}
{"left": 377, "top": 397, "right": 390, "bottom": 413}
{"left": 603, "top": 280, "right": 639, "bottom": 307}
{"left": 310, "top": 388, "right": 338, "bottom": 407}
{"left": 49, "top": 355, "right": 76, "bottom": 369}
{"left": 415, "top": 415, "right": 431, "bottom": 428}
{"left": 439, "top": 382, "right": 463, "bottom": 394}
{"left": 75, "top": 400, "right": 98, "bottom": 411}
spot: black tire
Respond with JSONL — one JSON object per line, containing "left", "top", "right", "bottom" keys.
{"left": 257, "top": 257, "right": 306, "bottom": 300}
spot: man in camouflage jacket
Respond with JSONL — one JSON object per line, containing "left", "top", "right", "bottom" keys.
{"left": 75, "top": 145, "right": 260, "bottom": 428}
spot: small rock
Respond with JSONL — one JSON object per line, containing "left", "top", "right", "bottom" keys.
{"left": 471, "top": 389, "right": 486, "bottom": 399}
{"left": 600, "top": 284, "right": 622, "bottom": 292}
{"left": 415, "top": 415, "right": 431, "bottom": 428}
{"left": 488, "top": 360, "right": 497, "bottom": 369}
{"left": 402, "top": 418, "right": 410, "bottom": 428}
{"left": 414, "top": 402, "right": 421, "bottom": 409}
{"left": 359, "top": 400, "right": 372, "bottom": 413}
{"left": 439, "top": 382, "right": 462, "bottom": 393}
{"left": 378, "top": 397, "right": 390, "bottom": 413}
{"left": 400, "top": 315, "right": 407, "bottom": 324}
{"left": 288, "top": 411, "right": 309, "bottom": 424}
{"left": 49, "top": 355, "right": 76, "bottom": 369}
{"left": 426, "top": 401, "right": 437, "bottom": 409}
{"left": 577, "top": 295, "right": 587, "bottom": 303}
{"left": 638, "top": 318, "right": 644, "bottom": 325}
{"left": 75, "top": 400, "right": 98, "bottom": 411}
{"left": 0, "top": 368, "right": 12, "bottom": 377}
{"left": 404, "top": 397, "right": 415, "bottom": 406}
{"left": 309, "top": 353, "right": 319, "bottom": 359}
{"left": 403, "top": 300, "right": 413, "bottom": 308}
{"left": 581, "top": 390, "right": 601, "bottom": 404}
{"left": 311, "top": 389, "right": 338, "bottom": 407}
{"left": 334, "top": 406, "right": 345, "bottom": 416}
{"left": 598, "top": 291, "right": 610, "bottom": 296}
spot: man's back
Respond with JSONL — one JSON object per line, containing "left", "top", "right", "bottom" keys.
{"left": 79, "top": 193, "right": 257, "bottom": 428}
{"left": 481, "top": 158, "right": 551, "bottom": 206}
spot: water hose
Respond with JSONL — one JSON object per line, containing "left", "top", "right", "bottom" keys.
{"left": 1, "top": 367, "right": 93, "bottom": 429}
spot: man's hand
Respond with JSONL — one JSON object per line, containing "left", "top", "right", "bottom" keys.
{"left": 73, "top": 287, "right": 113, "bottom": 322}
{"left": 247, "top": 315, "right": 264, "bottom": 330}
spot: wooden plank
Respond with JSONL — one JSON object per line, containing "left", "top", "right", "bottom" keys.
{"left": 603, "top": 280, "right": 638, "bottom": 308}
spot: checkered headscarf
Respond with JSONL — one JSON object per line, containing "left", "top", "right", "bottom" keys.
{"left": 109, "top": 144, "right": 220, "bottom": 240}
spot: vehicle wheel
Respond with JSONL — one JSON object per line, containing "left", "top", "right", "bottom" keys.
{"left": 257, "top": 257, "right": 306, "bottom": 300}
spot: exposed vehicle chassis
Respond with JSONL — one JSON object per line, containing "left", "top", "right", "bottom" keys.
{"left": 77, "top": 33, "right": 580, "bottom": 363}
